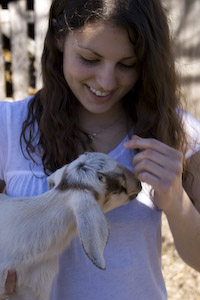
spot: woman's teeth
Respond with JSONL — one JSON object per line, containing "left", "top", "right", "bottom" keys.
{"left": 89, "top": 87, "right": 110, "bottom": 97}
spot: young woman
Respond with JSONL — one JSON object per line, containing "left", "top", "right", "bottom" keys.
{"left": 1, "top": 0, "right": 200, "bottom": 299}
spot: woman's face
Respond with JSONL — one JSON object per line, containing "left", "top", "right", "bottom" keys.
{"left": 62, "top": 21, "right": 139, "bottom": 115}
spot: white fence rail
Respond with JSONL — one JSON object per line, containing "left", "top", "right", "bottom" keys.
{"left": 0, "top": 0, "right": 51, "bottom": 101}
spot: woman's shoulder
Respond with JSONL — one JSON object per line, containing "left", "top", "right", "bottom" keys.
{"left": 0, "top": 96, "right": 33, "bottom": 135}
{"left": 0, "top": 96, "right": 33, "bottom": 119}
{"left": 0, "top": 96, "right": 32, "bottom": 107}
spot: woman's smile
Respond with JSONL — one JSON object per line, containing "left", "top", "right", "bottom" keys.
{"left": 88, "top": 86, "right": 111, "bottom": 97}
{"left": 85, "top": 84, "right": 114, "bottom": 103}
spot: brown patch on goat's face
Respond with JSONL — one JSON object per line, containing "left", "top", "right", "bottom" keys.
{"left": 56, "top": 173, "right": 99, "bottom": 200}
{"left": 98, "top": 172, "right": 141, "bottom": 213}
{"left": 105, "top": 173, "right": 127, "bottom": 195}
{"left": 100, "top": 173, "right": 128, "bottom": 208}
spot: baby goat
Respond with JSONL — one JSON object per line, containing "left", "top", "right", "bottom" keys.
{"left": 0, "top": 152, "right": 141, "bottom": 300}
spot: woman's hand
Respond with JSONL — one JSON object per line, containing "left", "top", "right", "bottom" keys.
{"left": 124, "top": 135, "right": 200, "bottom": 271}
{"left": 0, "top": 270, "right": 16, "bottom": 300}
{"left": 124, "top": 135, "right": 184, "bottom": 214}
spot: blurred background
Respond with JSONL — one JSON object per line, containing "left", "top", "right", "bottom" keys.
{"left": 0, "top": 0, "right": 200, "bottom": 299}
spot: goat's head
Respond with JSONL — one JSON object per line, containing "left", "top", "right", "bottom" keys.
{"left": 47, "top": 152, "right": 141, "bottom": 270}
{"left": 48, "top": 152, "right": 141, "bottom": 211}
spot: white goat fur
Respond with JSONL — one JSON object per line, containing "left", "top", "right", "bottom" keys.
{"left": 0, "top": 152, "right": 141, "bottom": 300}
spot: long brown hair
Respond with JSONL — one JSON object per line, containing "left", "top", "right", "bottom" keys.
{"left": 20, "top": 0, "right": 187, "bottom": 174}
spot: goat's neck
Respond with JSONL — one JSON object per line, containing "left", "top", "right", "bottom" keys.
{"left": 1, "top": 190, "right": 77, "bottom": 265}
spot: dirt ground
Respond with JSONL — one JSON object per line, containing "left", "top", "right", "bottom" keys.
{"left": 162, "top": 214, "right": 200, "bottom": 300}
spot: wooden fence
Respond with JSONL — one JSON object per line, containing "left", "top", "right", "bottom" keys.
{"left": 0, "top": 0, "right": 51, "bottom": 101}
{"left": 163, "top": 0, "right": 200, "bottom": 119}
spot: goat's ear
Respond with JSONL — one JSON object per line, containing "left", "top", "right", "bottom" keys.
{"left": 47, "top": 179, "right": 55, "bottom": 190}
{"left": 47, "top": 165, "right": 67, "bottom": 189}
{"left": 74, "top": 193, "right": 109, "bottom": 270}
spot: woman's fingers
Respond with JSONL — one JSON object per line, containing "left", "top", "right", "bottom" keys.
{"left": 0, "top": 270, "right": 16, "bottom": 300}
{"left": 124, "top": 135, "right": 183, "bottom": 175}
{"left": 124, "top": 135, "right": 183, "bottom": 161}
{"left": 5, "top": 270, "right": 16, "bottom": 296}
{"left": 124, "top": 135, "right": 184, "bottom": 212}
{"left": 132, "top": 148, "right": 180, "bottom": 173}
{"left": 134, "top": 155, "right": 169, "bottom": 182}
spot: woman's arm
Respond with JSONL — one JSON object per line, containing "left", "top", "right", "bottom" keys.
{"left": 124, "top": 135, "right": 200, "bottom": 272}
{"left": 167, "top": 150, "right": 200, "bottom": 271}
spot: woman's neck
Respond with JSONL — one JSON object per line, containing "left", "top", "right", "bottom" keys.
{"left": 78, "top": 102, "right": 126, "bottom": 132}
{"left": 77, "top": 103, "right": 132, "bottom": 154}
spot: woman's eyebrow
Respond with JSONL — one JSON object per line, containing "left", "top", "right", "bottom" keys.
{"left": 77, "top": 45, "right": 103, "bottom": 57}
{"left": 77, "top": 44, "right": 136, "bottom": 61}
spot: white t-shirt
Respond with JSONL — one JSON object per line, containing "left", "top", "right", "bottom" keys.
{"left": 0, "top": 97, "right": 200, "bottom": 300}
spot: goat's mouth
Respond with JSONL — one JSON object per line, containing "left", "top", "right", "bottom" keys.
{"left": 128, "top": 192, "right": 139, "bottom": 201}
{"left": 128, "top": 183, "right": 142, "bottom": 200}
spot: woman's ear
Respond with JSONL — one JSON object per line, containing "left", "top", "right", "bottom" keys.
{"left": 52, "top": 18, "right": 64, "bottom": 52}
{"left": 56, "top": 38, "right": 64, "bottom": 52}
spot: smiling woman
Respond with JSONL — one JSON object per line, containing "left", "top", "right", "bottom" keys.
{"left": 1, "top": 0, "right": 200, "bottom": 299}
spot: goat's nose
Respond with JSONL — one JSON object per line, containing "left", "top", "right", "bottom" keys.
{"left": 137, "top": 181, "right": 142, "bottom": 193}
{"left": 128, "top": 181, "right": 141, "bottom": 200}
{"left": 128, "top": 191, "right": 139, "bottom": 201}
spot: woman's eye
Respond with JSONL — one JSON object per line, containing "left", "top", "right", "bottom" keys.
{"left": 118, "top": 63, "right": 136, "bottom": 69}
{"left": 79, "top": 56, "right": 99, "bottom": 64}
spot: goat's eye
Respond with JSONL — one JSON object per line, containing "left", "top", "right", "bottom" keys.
{"left": 97, "top": 174, "right": 105, "bottom": 182}
{"left": 48, "top": 180, "right": 55, "bottom": 190}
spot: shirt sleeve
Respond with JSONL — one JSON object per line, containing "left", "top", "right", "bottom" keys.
{"left": 182, "top": 111, "right": 200, "bottom": 159}
{"left": 0, "top": 101, "right": 8, "bottom": 181}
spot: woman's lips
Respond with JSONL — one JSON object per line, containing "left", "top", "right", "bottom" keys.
{"left": 89, "top": 86, "right": 111, "bottom": 97}
{"left": 85, "top": 85, "right": 114, "bottom": 102}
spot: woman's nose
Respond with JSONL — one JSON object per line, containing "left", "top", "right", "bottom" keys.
{"left": 96, "top": 64, "right": 117, "bottom": 91}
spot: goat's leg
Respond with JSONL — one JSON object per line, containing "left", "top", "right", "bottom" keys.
{"left": 14, "top": 259, "right": 58, "bottom": 300}
{"left": 9, "top": 288, "right": 39, "bottom": 300}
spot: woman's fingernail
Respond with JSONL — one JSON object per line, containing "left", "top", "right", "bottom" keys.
{"left": 133, "top": 135, "right": 140, "bottom": 139}
{"left": 124, "top": 141, "right": 130, "bottom": 147}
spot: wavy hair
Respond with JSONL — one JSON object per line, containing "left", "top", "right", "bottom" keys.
{"left": 20, "top": 0, "right": 187, "bottom": 174}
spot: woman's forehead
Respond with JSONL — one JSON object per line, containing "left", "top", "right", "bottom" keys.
{"left": 65, "top": 21, "right": 136, "bottom": 58}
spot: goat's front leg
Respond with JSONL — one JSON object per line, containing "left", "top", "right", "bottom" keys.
{"left": 9, "top": 288, "right": 40, "bottom": 300}
{"left": 14, "top": 258, "right": 58, "bottom": 300}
